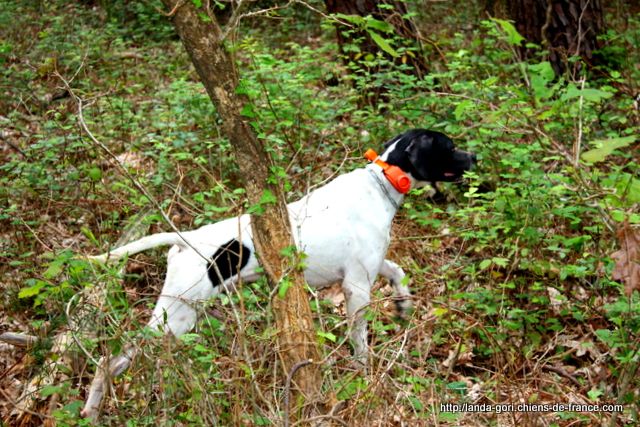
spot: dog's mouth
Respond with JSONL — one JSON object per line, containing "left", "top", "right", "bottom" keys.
{"left": 443, "top": 171, "right": 457, "bottom": 178}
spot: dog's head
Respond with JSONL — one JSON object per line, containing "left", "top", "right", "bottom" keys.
{"left": 381, "top": 129, "right": 476, "bottom": 186}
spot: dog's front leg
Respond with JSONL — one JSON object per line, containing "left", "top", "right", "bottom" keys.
{"left": 341, "top": 274, "right": 372, "bottom": 364}
{"left": 379, "top": 259, "right": 412, "bottom": 318}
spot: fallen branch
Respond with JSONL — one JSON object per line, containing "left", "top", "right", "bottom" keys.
{"left": 0, "top": 332, "right": 38, "bottom": 348}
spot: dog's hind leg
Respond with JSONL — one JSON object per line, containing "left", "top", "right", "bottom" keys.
{"left": 146, "top": 246, "right": 215, "bottom": 336}
{"left": 342, "top": 271, "right": 373, "bottom": 364}
{"left": 379, "top": 259, "right": 412, "bottom": 318}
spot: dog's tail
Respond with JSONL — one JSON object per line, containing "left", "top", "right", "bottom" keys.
{"left": 90, "top": 232, "right": 185, "bottom": 263}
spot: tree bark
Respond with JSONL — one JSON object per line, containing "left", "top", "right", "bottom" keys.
{"left": 506, "top": 0, "right": 604, "bottom": 76}
{"left": 159, "top": 0, "right": 321, "bottom": 416}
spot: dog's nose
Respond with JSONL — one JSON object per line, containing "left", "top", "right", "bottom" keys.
{"left": 470, "top": 153, "right": 477, "bottom": 164}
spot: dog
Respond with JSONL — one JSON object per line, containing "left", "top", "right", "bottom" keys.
{"left": 85, "top": 129, "right": 475, "bottom": 393}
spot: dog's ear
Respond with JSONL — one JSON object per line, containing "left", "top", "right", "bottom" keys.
{"left": 404, "top": 133, "right": 433, "bottom": 180}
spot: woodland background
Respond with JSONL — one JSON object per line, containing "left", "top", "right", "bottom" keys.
{"left": 0, "top": 0, "right": 639, "bottom": 425}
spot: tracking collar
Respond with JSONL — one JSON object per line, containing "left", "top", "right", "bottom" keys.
{"left": 364, "top": 149, "right": 412, "bottom": 194}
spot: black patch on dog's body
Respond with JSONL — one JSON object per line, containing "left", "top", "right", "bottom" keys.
{"left": 207, "top": 239, "right": 251, "bottom": 287}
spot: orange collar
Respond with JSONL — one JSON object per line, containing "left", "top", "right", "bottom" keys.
{"left": 364, "top": 149, "right": 412, "bottom": 194}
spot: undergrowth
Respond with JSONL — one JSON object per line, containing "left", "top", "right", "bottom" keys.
{"left": 1, "top": 1, "right": 638, "bottom": 426}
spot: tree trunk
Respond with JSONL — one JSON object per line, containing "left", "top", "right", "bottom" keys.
{"left": 506, "top": 0, "right": 604, "bottom": 76}
{"left": 159, "top": 0, "right": 321, "bottom": 417}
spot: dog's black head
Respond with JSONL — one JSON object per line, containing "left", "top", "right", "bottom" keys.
{"left": 381, "top": 129, "right": 476, "bottom": 185}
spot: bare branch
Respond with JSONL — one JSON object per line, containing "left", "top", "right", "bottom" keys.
{"left": 0, "top": 332, "right": 38, "bottom": 347}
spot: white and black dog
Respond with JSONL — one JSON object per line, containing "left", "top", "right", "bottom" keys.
{"left": 90, "top": 129, "right": 475, "bottom": 365}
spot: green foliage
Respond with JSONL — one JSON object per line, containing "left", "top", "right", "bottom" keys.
{"left": 581, "top": 136, "right": 637, "bottom": 163}
{"left": 490, "top": 18, "right": 525, "bottom": 46}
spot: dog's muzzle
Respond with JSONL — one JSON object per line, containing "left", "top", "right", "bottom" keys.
{"left": 443, "top": 150, "right": 477, "bottom": 180}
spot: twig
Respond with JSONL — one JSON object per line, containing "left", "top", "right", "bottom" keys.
{"left": 18, "top": 218, "right": 53, "bottom": 252}
{"left": 65, "top": 293, "right": 101, "bottom": 366}
{"left": 158, "top": 0, "right": 186, "bottom": 17}
{"left": 608, "top": 343, "right": 640, "bottom": 427}
{"left": 0, "top": 134, "right": 27, "bottom": 157}
{"left": 221, "top": 0, "right": 248, "bottom": 40}
{"left": 540, "top": 0, "right": 553, "bottom": 49}
{"left": 573, "top": 76, "right": 587, "bottom": 166}
{"left": 0, "top": 387, "right": 55, "bottom": 420}
{"left": 293, "top": 0, "right": 354, "bottom": 27}
{"left": 574, "top": 1, "right": 590, "bottom": 61}
{"left": 283, "top": 358, "right": 314, "bottom": 427}
{"left": 543, "top": 364, "right": 584, "bottom": 389}
{"left": 291, "top": 414, "right": 349, "bottom": 427}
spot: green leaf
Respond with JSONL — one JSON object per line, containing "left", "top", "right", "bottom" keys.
{"left": 581, "top": 136, "right": 636, "bottom": 163}
{"left": 333, "top": 13, "right": 364, "bottom": 27}
{"left": 408, "top": 395, "right": 424, "bottom": 411}
{"left": 368, "top": 30, "right": 399, "bottom": 58}
{"left": 528, "top": 61, "right": 554, "bottom": 82}
{"left": 259, "top": 189, "right": 277, "bottom": 205}
{"left": 197, "top": 12, "right": 212, "bottom": 23}
{"left": 529, "top": 62, "right": 555, "bottom": 100}
{"left": 43, "top": 261, "right": 64, "bottom": 279}
{"left": 587, "top": 388, "right": 603, "bottom": 402}
{"left": 87, "top": 167, "right": 102, "bottom": 182}
{"left": 191, "top": 0, "right": 203, "bottom": 7}
{"left": 432, "top": 307, "right": 448, "bottom": 317}
{"left": 610, "top": 210, "right": 640, "bottom": 223}
{"left": 454, "top": 99, "right": 473, "bottom": 121}
{"left": 479, "top": 259, "right": 492, "bottom": 270}
{"left": 491, "top": 18, "right": 524, "bottom": 45}
{"left": 446, "top": 381, "right": 467, "bottom": 394}
{"left": 18, "top": 281, "right": 46, "bottom": 298}
{"left": 80, "top": 226, "right": 98, "bottom": 245}
{"left": 562, "top": 85, "right": 614, "bottom": 102}
{"left": 317, "top": 331, "right": 337, "bottom": 342}
{"left": 240, "top": 103, "right": 256, "bottom": 118}
{"left": 625, "top": 178, "right": 640, "bottom": 204}
{"left": 41, "top": 385, "right": 63, "bottom": 397}
{"left": 61, "top": 400, "right": 83, "bottom": 414}
{"left": 364, "top": 17, "right": 393, "bottom": 33}
{"left": 278, "top": 278, "right": 292, "bottom": 299}
{"left": 280, "top": 244, "right": 297, "bottom": 258}
{"left": 594, "top": 329, "right": 614, "bottom": 347}
{"left": 492, "top": 257, "right": 509, "bottom": 267}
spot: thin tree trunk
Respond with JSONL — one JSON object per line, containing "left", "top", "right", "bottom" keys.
{"left": 159, "top": 0, "right": 321, "bottom": 417}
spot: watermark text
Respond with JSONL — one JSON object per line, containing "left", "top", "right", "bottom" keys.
{"left": 440, "top": 402, "right": 624, "bottom": 414}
